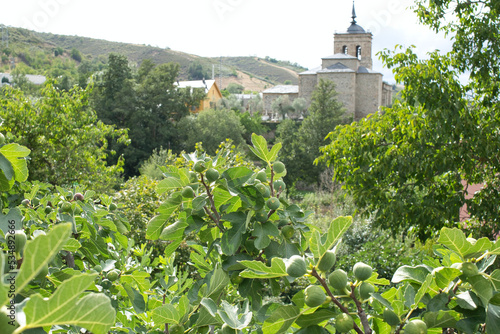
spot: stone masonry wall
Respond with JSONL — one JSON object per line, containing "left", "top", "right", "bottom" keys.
{"left": 318, "top": 72, "right": 356, "bottom": 117}
{"left": 355, "top": 73, "right": 382, "bottom": 119}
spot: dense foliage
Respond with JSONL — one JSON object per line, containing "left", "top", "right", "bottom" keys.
{"left": 0, "top": 83, "right": 127, "bottom": 192}
{"left": 91, "top": 54, "right": 206, "bottom": 177}
{"left": 2, "top": 133, "right": 500, "bottom": 334}
{"left": 320, "top": 0, "right": 500, "bottom": 239}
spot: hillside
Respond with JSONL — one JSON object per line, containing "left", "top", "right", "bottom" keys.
{"left": 0, "top": 26, "right": 304, "bottom": 91}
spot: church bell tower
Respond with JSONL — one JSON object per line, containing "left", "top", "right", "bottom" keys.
{"left": 333, "top": 1, "right": 373, "bottom": 69}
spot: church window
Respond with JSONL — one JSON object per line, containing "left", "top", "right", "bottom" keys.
{"left": 343, "top": 45, "right": 348, "bottom": 54}
{"left": 356, "top": 46, "right": 362, "bottom": 59}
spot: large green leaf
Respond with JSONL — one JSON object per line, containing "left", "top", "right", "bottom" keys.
{"left": 252, "top": 221, "right": 279, "bottom": 250}
{"left": 239, "top": 257, "right": 288, "bottom": 279}
{"left": 220, "top": 213, "right": 246, "bottom": 256}
{"left": 0, "top": 143, "right": 30, "bottom": 183}
{"left": 469, "top": 275, "right": 494, "bottom": 306}
{"left": 160, "top": 220, "right": 188, "bottom": 241}
{"left": 438, "top": 228, "right": 492, "bottom": 260}
{"left": 486, "top": 303, "right": 500, "bottom": 334}
{"left": 0, "top": 153, "right": 14, "bottom": 180}
{"left": 20, "top": 274, "right": 115, "bottom": 334}
{"left": 151, "top": 304, "right": 180, "bottom": 325}
{"left": 206, "top": 267, "right": 230, "bottom": 300}
{"left": 11, "top": 224, "right": 72, "bottom": 304}
{"left": 262, "top": 305, "right": 300, "bottom": 334}
{"left": 249, "top": 133, "right": 282, "bottom": 164}
{"left": 157, "top": 177, "right": 186, "bottom": 194}
{"left": 392, "top": 265, "right": 431, "bottom": 284}
{"left": 309, "top": 216, "right": 352, "bottom": 258}
{"left": 217, "top": 300, "right": 252, "bottom": 330}
{"left": 146, "top": 195, "right": 182, "bottom": 240}
{"left": 424, "top": 310, "right": 460, "bottom": 328}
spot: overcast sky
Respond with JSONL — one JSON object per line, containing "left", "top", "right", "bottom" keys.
{"left": 0, "top": 0, "right": 453, "bottom": 83}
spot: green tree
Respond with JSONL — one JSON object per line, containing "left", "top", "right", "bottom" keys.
{"left": 176, "top": 109, "right": 245, "bottom": 154}
{"left": 0, "top": 82, "right": 127, "bottom": 192}
{"left": 226, "top": 82, "right": 244, "bottom": 94}
{"left": 320, "top": 0, "right": 500, "bottom": 239}
{"left": 70, "top": 48, "right": 82, "bottom": 62}
{"left": 187, "top": 60, "right": 206, "bottom": 80}
{"left": 271, "top": 95, "right": 294, "bottom": 119}
{"left": 277, "top": 79, "right": 347, "bottom": 185}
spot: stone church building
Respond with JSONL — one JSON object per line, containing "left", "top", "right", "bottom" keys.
{"left": 263, "top": 4, "right": 392, "bottom": 121}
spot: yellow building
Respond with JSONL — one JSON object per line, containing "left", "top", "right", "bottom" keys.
{"left": 176, "top": 79, "right": 223, "bottom": 112}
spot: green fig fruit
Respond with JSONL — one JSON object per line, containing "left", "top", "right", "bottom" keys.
{"left": 335, "top": 313, "right": 354, "bottom": 333}
{"left": 206, "top": 168, "right": 220, "bottom": 182}
{"left": 460, "top": 262, "right": 479, "bottom": 278}
{"left": 273, "top": 161, "right": 286, "bottom": 174}
{"left": 182, "top": 186, "right": 196, "bottom": 198}
{"left": 106, "top": 269, "right": 120, "bottom": 282}
{"left": 359, "top": 282, "right": 375, "bottom": 300}
{"left": 328, "top": 269, "right": 348, "bottom": 290}
{"left": 255, "top": 170, "right": 267, "bottom": 182}
{"left": 317, "top": 250, "right": 336, "bottom": 272}
{"left": 286, "top": 255, "right": 307, "bottom": 277}
{"left": 266, "top": 197, "right": 280, "bottom": 210}
{"left": 404, "top": 319, "right": 427, "bottom": 334}
{"left": 353, "top": 262, "right": 373, "bottom": 281}
{"left": 14, "top": 230, "right": 27, "bottom": 254}
{"left": 282, "top": 225, "right": 294, "bottom": 239}
{"left": 304, "top": 285, "right": 326, "bottom": 307}
{"left": 194, "top": 161, "right": 206, "bottom": 173}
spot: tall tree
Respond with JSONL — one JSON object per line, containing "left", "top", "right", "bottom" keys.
{"left": 320, "top": 0, "right": 500, "bottom": 238}
{"left": 277, "top": 79, "right": 347, "bottom": 185}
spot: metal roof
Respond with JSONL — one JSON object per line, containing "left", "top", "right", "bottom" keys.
{"left": 176, "top": 79, "right": 216, "bottom": 93}
{"left": 0, "top": 73, "right": 46, "bottom": 85}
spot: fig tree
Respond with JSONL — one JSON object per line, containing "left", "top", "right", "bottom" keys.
{"left": 189, "top": 171, "right": 198, "bottom": 182}
{"left": 273, "top": 161, "right": 286, "bottom": 174}
{"left": 304, "top": 285, "right": 326, "bottom": 307}
{"left": 359, "top": 282, "right": 375, "bottom": 300}
{"left": 44, "top": 206, "right": 52, "bottom": 214}
{"left": 109, "top": 203, "right": 118, "bottom": 211}
{"left": 282, "top": 225, "right": 294, "bottom": 239}
{"left": 182, "top": 186, "right": 196, "bottom": 198}
{"left": 286, "top": 255, "right": 307, "bottom": 277}
{"left": 266, "top": 197, "right": 280, "bottom": 210}
{"left": 14, "top": 230, "right": 27, "bottom": 254}
{"left": 206, "top": 168, "right": 220, "bottom": 182}
{"left": 169, "top": 324, "right": 184, "bottom": 334}
{"left": 404, "top": 319, "right": 427, "bottom": 334}
{"left": 328, "top": 269, "right": 348, "bottom": 290}
{"left": 255, "top": 170, "right": 267, "bottom": 182}
{"left": 383, "top": 308, "right": 400, "bottom": 326}
{"left": 194, "top": 161, "right": 206, "bottom": 173}
{"left": 106, "top": 269, "right": 120, "bottom": 282}
{"left": 335, "top": 313, "right": 354, "bottom": 333}
{"left": 317, "top": 250, "right": 336, "bottom": 272}
{"left": 94, "top": 264, "right": 103, "bottom": 273}
{"left": 460, "top": 262, "right": 479, "bottom": 278}
{"left": 353, "top": 262, "right": 372, "bottom": 281}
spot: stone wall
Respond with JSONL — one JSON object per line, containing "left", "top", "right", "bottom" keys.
{"left": 318, "top": 72, "right": 356, "bottom": 116}
{"left": 355, "top": 73, "right": 382, "bottom": 119}
{"left": 322, "top": 58, "right": 359, "bottom": 71}
{"left": 298, "top": 74, "right": 318, "bottom": 106}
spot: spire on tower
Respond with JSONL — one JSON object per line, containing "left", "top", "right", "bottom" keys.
{"left": 351, "top": 1, "right": 357, "bottom": 25}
